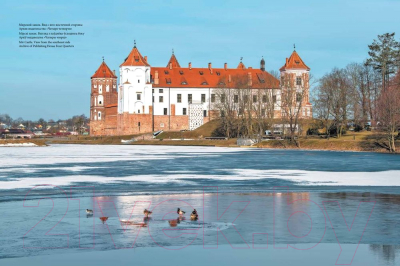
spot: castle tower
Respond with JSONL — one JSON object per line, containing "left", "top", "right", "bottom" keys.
{"left": 279, "top": 48, "right": 312, "bottom": 118}
{"left": 90, "top": 58, "right": 117, "bottom": 135}
{"left": 118, "top": 41, "right": 152, "bottom": 115}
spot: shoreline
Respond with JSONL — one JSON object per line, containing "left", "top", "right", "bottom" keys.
{"left": 2, "top": 134, "right": 399, "bottom": 154}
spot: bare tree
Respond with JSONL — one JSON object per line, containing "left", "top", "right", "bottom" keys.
{"left": 214, "top": 77, "right": 236, "bottom": 138}
{"left": 279, "top": 72, "right": 311, "bottom": 145}
{"left": 377, "top": 86, "right": 400, "bottom": 152}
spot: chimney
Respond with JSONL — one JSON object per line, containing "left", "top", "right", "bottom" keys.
{"left": 113, "top": 70, "right": 116, "bottom": 75}
{"left": 228, "top": 74, "right": 231, "bottom": 83}
{"left": 155, "top": 70, "right": 159, "bottom": 85}
{"left": 144, "top": 56, "right": 147, "bottom": 62}
{"left": 189, "top": 62, "right": 192, "bottom": 70}
{"left": 224, "top": 63, "right": 228, "bottom": 70}
{"left": 169, "top": 62, "right": 172, "bottom": 70}
{"left": 248, "top": 72, "right": 252, "bottom": 86}
{"left": 208, "top": 62, "right": 212, "bottom": 74}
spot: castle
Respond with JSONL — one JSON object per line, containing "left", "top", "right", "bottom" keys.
{"left": 90, "top": 43, "right": 312, "bottom": 136}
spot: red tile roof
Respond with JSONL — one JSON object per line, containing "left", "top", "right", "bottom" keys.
{"left": 91, "top": 61, "right": 117, "bottom": 79}
{"left": 120, "top": 46, "right": 150, "bottom": 67}
{"left": 151, "top": 65, "right": 279, "bottom": 89}
{"left": 237, "top": 61, "right": 246, "bottom": 69}
{"left": 166, "top": 54, "right": 181, "bottom": 68}
{"left": 280, "top": 50, "right": 310, "bottom": 71}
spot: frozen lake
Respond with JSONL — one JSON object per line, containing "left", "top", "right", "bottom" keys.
{"left": 1, "top": 145, "right": 400, "bottom": 265}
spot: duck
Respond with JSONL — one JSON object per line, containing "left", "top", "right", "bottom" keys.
{"left": 86, "top": 209, "right": 93, "bottom": 215}
{"left": 177, "top": 208, "right": 185, "bottom": 216}
{"left": 143, "top": 209, "right": 152, "bottom": 217}
{"left": 99, "top": 217, "right": 108, "bottom": 224}
{"left": 190, "top": 209, "right": 198, "bottom": 220}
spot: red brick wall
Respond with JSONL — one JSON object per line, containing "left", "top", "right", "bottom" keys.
{"left": 116, "top": 113, "right": 189, "bottom": 135}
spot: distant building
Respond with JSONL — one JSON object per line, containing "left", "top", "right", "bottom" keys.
{"left": 0, "top": 129, "right": 33, "bottom": 139}
{"left": 90, "top": 43, "right": 312, "bottom": 136}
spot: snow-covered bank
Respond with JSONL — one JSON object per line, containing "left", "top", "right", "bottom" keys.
{"left": 0, "top": 142, "right": 38, "bottom": 147}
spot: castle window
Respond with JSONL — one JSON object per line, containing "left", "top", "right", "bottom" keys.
{"left": 234, "top": 95, "right": 239, "bottom": 103}
{"left": 177, "top": 94, "right": 182, "bottom": 103}
{"left": 164, "top": 70, "right": 169, "bottom": 74}
{"left": 201, "top": 94, "right": 206, "bottom": 103}
{"left": 183, "top": 108, "right": 187, "bottom": 115}
{"left": 164, "top": 108, "right": 168, "bottom": 115}
{"left": 203, "top": 110, "right": 207, "bottom": 117}
{"left": 179, "top": 70, "right": 184, "bottom": 75}
{"left": 199, "top": 71, "right": 204, "bottom": 75}
{"left": 138, "top": 79, "right": 140, "bottom": 83}
{"left": 166, "top": 78, "right": 171, "bottom": 84}
{"left": 273, "top": 95, "right": 277, "bottom": 103}
{"left": 211, "top": 94, "right": 215, "bottom": 103}
{"left": 216, "top": 71, "right": 221, "bottom": 76}
{"left": 138, "top": 109, "right": 141, "bottom": 114}
{"left": 244, "top": 95, "right": 249, "bottom": 103}
{"left": 188, "top": 94, "right": 192, "bottom": 103}
{"left": 134, "top": 56, "right": 139, "bottom": 62}
{"left": 253, "top": 95, "right": 257, "bottom": 103}
{"left": 98, "top": 112, "right": 101, "bottom": 119}
{"left": 137, "top": 94, "right": 141, "bottom": 100}
{"left": 99, "top": 101, "right": 102, "bottom": 105}
{"left": 261, "top": 109, "right": 266, "bottom": 116}
{"left": 201, "top": 81, "right": 208, "bottom": 85}
{"left": 262, "top": 95, "right": 267, "bottom": 103}
{"left": 221, "top": 94, "right": 226, "bottom": 103}
{"left": 159, "top": 96, "right": 164, "bottom": 103}
{"left": 159, "top": 89, "right": 163, "bottom": 93}
{"left": 296, "top": 77, "right": 302, "bottom": 85}
{"left": 221, "top": 110, "right": 225, "bottom": 117}
{"left": 296, "top": 92, "right": 302, "bottom": 102}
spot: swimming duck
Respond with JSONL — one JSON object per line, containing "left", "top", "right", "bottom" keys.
{"left": 86, "top": 209, "right": 93, "bottom": 215}
{"left": 99, "top": 217, "right": 108, "bottom": 224}
{"left": 190, "top": 209, "right": 198, "bottom": 220}
{"left": 177, "top": 208, "right": 185, "bottom": 216}
{"left": 143, "top": 209, "right": 152, "bottom": 217}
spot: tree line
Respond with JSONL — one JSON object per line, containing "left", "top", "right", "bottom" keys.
{"left": 0, "top": 114, "right": 89, "bottom": 134}
{"left": 313, "top": 33, "right": 400, "bottom": 152}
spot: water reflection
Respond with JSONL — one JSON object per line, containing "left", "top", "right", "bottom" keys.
{"left": 369, "top": 245, "right": 400, "bottom": 265}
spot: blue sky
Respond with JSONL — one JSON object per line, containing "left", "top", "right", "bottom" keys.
{"left": 1, "top": 0, "right": 399, "bottom": 120}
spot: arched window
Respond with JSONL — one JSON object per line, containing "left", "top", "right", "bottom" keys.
{"left": 98, "top": 95, "right": 104, "bottom": 106}
{"left": 98, "top": 112, "right": 101, "bottom": 119}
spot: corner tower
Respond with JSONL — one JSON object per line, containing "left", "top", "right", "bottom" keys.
{"left": 90, "top": 59, "right": 117, "bottom": 135}
{"left": 279, "top": 48, "right": 312, "bottom": 118}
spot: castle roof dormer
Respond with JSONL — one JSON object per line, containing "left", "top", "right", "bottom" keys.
{"left": 280, "top": 50, "right": 310, "bottom": 71}
{"left": 120, "top": 42, "right": 150, "bottom": 67}
{"left": 91, "top": 60, "right": 117, "bottom": 79}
